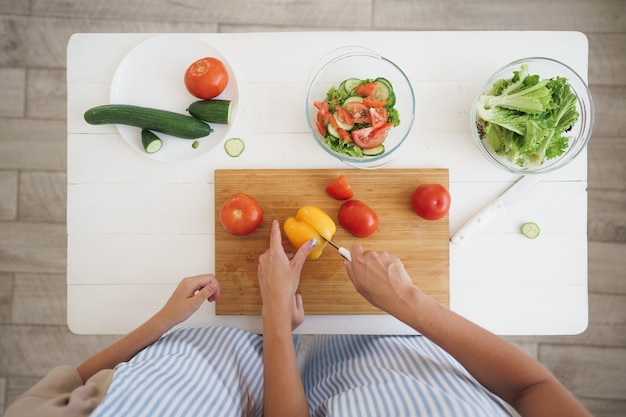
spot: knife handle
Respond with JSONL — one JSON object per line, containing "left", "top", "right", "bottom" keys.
{"left": 450, "top": 197, "right": 507, "bottom": 245}
{"left": 338, "top": 247, "right": 352, "bottom": 262}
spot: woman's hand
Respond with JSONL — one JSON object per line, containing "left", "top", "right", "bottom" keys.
{"left": 156, "top": 274, "right": 221, "bottom": 329}
{"left": 345, "top": 244, "right": 419, "bottom": 317}
{"left": 258, "top": 219, "right": 316, "bottom": 330}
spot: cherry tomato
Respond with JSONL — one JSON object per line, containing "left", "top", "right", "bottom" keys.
{"left": 354, "top": 82, "right": 378, "bottom": 97}
{"left": 345, "top": 102, "right": 371, "bottom": 124}
{"left": 325, "top": 175, "right": 353, "bottom": 200}
{"left": 338, "top": 200, "right": 378, "bottom": 238}
{"left": 184, "top": 57, "right": 229, "bottom": 99}
{"left": 220, "top": 193, "right": 263, "bottom": 235}
{"left": 411, "top": 184, "right": 451, "bottom": 220}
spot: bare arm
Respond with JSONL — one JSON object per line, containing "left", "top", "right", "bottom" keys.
{"left": 76, "top": 274, "right": 220, "bottom": 383}
{"left": 345, "top": 245, "right": 591, "bottom": 417}
{"left": 258, "top": 219, "right": 315, "bottom": 417}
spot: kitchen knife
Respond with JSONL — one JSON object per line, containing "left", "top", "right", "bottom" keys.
{"left": 322, "top": 236, "right": 352, "bottom": 262}
{"left": 450, "top": 174, "right": 544, "bottom": 245}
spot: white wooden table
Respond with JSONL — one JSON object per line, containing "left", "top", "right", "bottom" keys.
{"left": 67, "top": 31, "right": 589, "bottom": 336}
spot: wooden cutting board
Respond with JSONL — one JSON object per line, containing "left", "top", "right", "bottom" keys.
{"left": 214, "top": 169, "right": 449, "bottom": 315}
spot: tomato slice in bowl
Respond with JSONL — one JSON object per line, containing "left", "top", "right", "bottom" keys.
{"left": 354, "top": 82, "right": 378, "bottom": 97}
{"left": 352, "top": 127, "right": 379, "bottom": 149}
{"left": 369, "top": 107, "right": 388, "bottom": 129}
{"left": 345, "top": 102, "right": 371, "bottom": 124}
{"left": 334, "top": 106, "right": 354, "bottom": 130}
{"left": 362, "top": 96, "right": 388, "bottom": 108}
{"left": 352, "top": 121, "right": 395, "bottom": 150}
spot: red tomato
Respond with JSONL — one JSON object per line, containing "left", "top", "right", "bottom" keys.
{"left": 185, "top": 57, "right": 229, "bottom": 99}
{"left": 345, "top": 102, "right": 371, "bottom": 124}
{"left": 325, "top": 175, "right": 353, "bottom": 200}
{"left": 362, "top": 96, "right": 388, "bottom": 108}
{"left": 315, "top": 103, "right": 339, "bottom": 136}
{"left": 337, "top": 127, "right": 352, "bottom": 143}
{"left": 351, "top": 120, "right": 395, "bottom": 149}
{"left": 316, "top": 112, "right": 327, "bottom": 136}
{"left": 369, "top": 107, "right": 389, "bottom": 129}
{"left": 351, "top": 127, "right": 376, "bottom": 149}
{"left": 338, "top": 200, "right": 378, "bottom": 237}
{"left": 334, "top": 106, "right": 354, "bottom": 129}
{"left": 411, "top": 184, "right": 451, "bottom": 220}
{"left": 354, "top": 82, "right": 378, "bottom": 97}
{"left": 314, "top": 101, "right": 327, "bottom": 110}
{"left": 220, "top": 193, "right": 263, "bottom": 235}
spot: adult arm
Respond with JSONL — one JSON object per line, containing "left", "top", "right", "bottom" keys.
{"left": 76, "top": 274, "right": 220, "bottom": 383}
{"left": 257, "top": 219, "right": 315, "bottom": 417}
{"left": 345, "top": 245, "right": 591, "bottom": 417}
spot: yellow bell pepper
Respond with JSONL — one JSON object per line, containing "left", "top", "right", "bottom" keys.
{"left": 283, "top": 206, "right": 336, "bottom": 260}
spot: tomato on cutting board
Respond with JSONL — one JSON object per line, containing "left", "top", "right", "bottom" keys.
{"left": 184, "top": 57, "right": 229, "bottom": 99}
{"left": 411, "top": 184, "right": 451, "bottom": 220}
{"left": 220, "top": 193, "right": 263, "bottom": 235}
{"left": 338, "top": 200, "right": 378, "bottom": 238}
{"left": 325, "top": 175, "right": 353, "bottom": 200}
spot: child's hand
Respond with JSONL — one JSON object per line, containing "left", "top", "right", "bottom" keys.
{"left": 157, "top": 274, "right": 220, "bottom": 327}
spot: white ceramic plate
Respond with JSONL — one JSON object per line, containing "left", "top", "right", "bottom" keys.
{"left": 110, "top": 34, "right": 239, "bottom": 162}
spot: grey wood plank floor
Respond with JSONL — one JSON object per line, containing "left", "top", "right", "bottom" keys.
{"left": 0, "top": 0, "right": 624, "bottom": 415}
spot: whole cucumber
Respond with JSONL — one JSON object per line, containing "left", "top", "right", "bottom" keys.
{"left": 84, "top": 104, "right": 213, "bottom": 139}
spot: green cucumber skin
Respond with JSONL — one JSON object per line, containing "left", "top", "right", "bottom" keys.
{"left": 84, "top": 104, "right": 213, "bottom": 139}
{"left": 188, "top": 100, "right": 231, "bottom": 124}
{"left": 141, "top": 129, "right": 163, "bottom": 154}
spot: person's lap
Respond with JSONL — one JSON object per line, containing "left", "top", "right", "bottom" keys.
{"left": 92, "top": 327, "right": 511, "bottom": 417}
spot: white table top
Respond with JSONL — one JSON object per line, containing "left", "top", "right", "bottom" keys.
{"left": 67, "top": 31, "right": 589, "bottom": 336}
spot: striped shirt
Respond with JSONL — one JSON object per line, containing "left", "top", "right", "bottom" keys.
{"left": 91, "top": 327, "right": 512, "bottom": 417}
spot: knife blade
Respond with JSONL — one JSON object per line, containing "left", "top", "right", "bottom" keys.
{"left": 321, "top": 236, "right": 352, "bottom": 262}
{"left": 450, "top": 174, "right": 544, "bottom": 245}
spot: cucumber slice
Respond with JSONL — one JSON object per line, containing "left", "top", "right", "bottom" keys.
{"left": 374, "top": 77, "right": 396, "bottom": 106}
{"left": 141, "top": 129, "right": 163, "bottom": 154}
{"left": 362, "top": 144, "right": 385, "bottom": 156}
{"left": 341, "top": 78, "right": 362, "bottom": 94}
{"left": 521, "top": 222, "right": 540, "bottom": 239}
{"left": 224, "top": 137, "right": 245, "bottom": 157}
{"left": 327, "top": 123, "right": 340, "bottom": 139}
{"left": 344, "top": 96, "right": 364, "bottom": 104}
{"left": 332, "top": 111, "right": 354, "bottom": 130}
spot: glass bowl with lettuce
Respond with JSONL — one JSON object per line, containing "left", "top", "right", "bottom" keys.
{"left": 470, "top": 57, "right": 594, "bottom": 174}
{"left": 306, "top": 46, "right": 416, "bottom": 169}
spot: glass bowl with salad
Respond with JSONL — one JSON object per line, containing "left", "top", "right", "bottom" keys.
{"left": 470, "top": 57, "right": 594, "bottom": 175}
{"left": 306, "top": 46, "right": 416, "bottom": 169}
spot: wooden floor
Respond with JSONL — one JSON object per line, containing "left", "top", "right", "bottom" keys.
{"left": 0, "top": 0, "right": 624, "bottom": 415}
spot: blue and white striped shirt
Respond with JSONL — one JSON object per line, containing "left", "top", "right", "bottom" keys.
{"left": 91, "top": 327, "right": 512, "bottom": 417}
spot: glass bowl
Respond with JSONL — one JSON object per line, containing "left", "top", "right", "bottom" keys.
{"left": 470, "top": 57, "right": 594, "bottom": 174}
{"left": 305, "top": 46, "right": 416, "bottom": 169}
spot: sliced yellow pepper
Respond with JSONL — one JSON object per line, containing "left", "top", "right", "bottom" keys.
{"left": 283, "top": 206, "right": 336, "bottom": 260}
